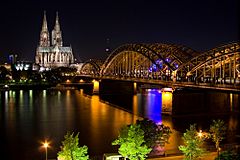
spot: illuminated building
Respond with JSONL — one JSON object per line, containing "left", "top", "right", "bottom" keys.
{"left": 14, "top": 61, "right": 32, "bottom": 71}
{"left": 35, "top": 11, "right": 74, "bottom": 68}
{"left": 8, "top": 54, "right": 18, "bottom": 64}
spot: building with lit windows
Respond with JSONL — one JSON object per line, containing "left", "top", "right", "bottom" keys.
{"left": 35, "top": 12, "right": 74, "bottom": 69}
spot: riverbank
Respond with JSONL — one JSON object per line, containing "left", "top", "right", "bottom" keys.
{"left": 92, "top": 151, "right": 217, "bottom": 160}
{"left": 148, "top": 152, "right": 217, "bottom": 160}
{"left": 0, "top": 83, "right": 53, "bottom": 90}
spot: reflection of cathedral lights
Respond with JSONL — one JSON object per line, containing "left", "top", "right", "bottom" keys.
{"left": 5, "top": 91, "right": 8, "bottom": 102}
{"left": 43, "top": 90, "right": 46, "bottom": 98}
{"left": 35, "top": 12, "right": 74, "bottom": 68}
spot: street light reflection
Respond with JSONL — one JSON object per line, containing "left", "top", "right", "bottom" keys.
{"left": 42, "top": 140, "right": 50, "bottom": 160}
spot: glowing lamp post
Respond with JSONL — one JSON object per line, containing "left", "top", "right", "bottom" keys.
{"left": 198, "top": 130, "right": 203, "bottom": 138}
{"left": 43, "top": 141, "right": 49, "bottom": 160}
{"left": 197, "top": 129, "right": 209, "bottom": 139}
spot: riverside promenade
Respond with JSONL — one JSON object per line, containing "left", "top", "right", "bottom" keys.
{"left": 148, "top": 152, "right": 217, "bottom": 160}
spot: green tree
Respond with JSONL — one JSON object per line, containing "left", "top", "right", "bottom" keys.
{"left": 156, "top": 124, "right": 172, "bottom": 148}
{"left": 179, "top": 124, "right": 205, "bottom": 160}
{"left": 215, "top": 150, "right": 240, "bottom": 160}
{"left": 209, "top": 119, "right": 227, "bottom": 157}
{"left": 58, "top": 132, "right": 89, "bottom": 160}
{"left": 112, "top": 124, "right": 152, "bottom": 160}
{"left": 136, "top": 119, "right": 171, "bottom": 148}
{"left": 136, "top": 119, "right": 158, "bottom": 148}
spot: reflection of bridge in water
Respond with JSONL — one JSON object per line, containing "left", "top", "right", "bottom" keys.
{"left": 80, "top": 42, "right": 240, "bottom": 91}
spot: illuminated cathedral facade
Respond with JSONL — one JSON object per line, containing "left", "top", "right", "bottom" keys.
{"left": 35, "top": 12, "right": 74, "bottom": 68}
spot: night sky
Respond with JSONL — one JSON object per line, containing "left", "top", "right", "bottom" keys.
{"left": 0, "top": 0, "right": 239, "bottom": 63}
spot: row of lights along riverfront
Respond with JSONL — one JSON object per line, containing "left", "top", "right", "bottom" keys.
{"left": 40, "top": 129, "right": 208, "bottom": 160}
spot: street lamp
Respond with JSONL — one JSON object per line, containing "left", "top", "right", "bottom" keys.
{"left": 198, "top": 130, "right": 203, "bottom": 138}
{"left": 43, "top": 141, "right": 49, "bottom": 160}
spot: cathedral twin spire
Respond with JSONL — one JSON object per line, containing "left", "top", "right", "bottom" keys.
{"left": 39, "top": 11, "right": 63, "bottom": 47}
{"left": 41, "top": 11, "right": 48, "bottom": 32}
{"left": 39, "top": 11, "right": 50, "bottom": 47}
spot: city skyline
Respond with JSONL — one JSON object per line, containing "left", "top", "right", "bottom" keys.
{"left": 0, "top": 0, "right": 239, "bottom": 63}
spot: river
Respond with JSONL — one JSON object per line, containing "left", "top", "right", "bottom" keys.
{"left": 0, "top": 89, "right": 239, "bottom": 160}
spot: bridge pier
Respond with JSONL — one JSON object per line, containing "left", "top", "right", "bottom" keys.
{"left": 172, "top": 89, "right": 239, "bottom": 116}
{"left": 99, "top": 79, "right": 135, "bottom": 95}
{"left": 92, "top": 79, "right": 99, "bottom": 94}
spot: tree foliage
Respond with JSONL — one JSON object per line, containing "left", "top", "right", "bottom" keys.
{"left": 58, "top": 132, "right": 89, "bottom": 160}
{"left": 112, "top": 124, "right": 152, "bottom": 160}
{"left": 209, "top": 119, "right": 227, "bottom": 155}
{"left": 156, "top": 123, "right": 172, "bottom": 148}
{"left": 215, "top": 150, "right": 240, "bottom": 160}
{"left": 136, "top": 119, "right": 158, "bottom": 148}
{"left": 0, "top": 66, "right": 10, "bottom": 82}
{"left": 179, "top": 124, "right": 205, "bottom": 160}
{"left": 136, "top": 118, "right": 171, "bottom": 148}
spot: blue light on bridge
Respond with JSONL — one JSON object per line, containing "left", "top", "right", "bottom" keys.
{"left": 149, "top": 59, "right": 163, "bottom": 72}
{"left": 166, "top": 58, "right": 172, "bottom": 63}
{"left": 175, "top": 64, "right": 178, "bottom": 68}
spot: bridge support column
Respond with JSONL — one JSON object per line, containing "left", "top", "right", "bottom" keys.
{"left": 99, "top": 79, "right": 135, "bottom": 95}
{"left": 92, "top": 79, "right": 99, "bottom": 94}
{"left": 133, "top": 82, "right": 137, "bottom": 94}
{"left": 172, "top": 90, "right": 233, "bottom": 116}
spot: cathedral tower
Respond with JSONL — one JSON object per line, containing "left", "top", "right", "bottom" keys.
{"left": 39, "top": 11, "right": 50, "bottom": 47}
{"left": 35, "top": 11, "right": 74, "bottom": 68}
{"left": 52, "top": 12, "right": 63, "bottom": 46}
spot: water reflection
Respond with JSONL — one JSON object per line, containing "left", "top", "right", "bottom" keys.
{"left": 101, "top": 88, "right": 239, "bottom": 153}
{"left": 0, "top": 90, "right": 139, "bottom": 160}
{"left": 0, "top": 88, "right": 239, "bottom": 160}
{"left": 162, "top": 92, "right": 172, "bottom": 113}
{"left": 142, "top": 89, "right": 162, "bottom": 123}
{"left": 88, "top": 94, "right": 139, "bottom": 154}
{"left": 131, "top": 89, "right": 173, "bottom": 123}
{"left": 131, "top": 89, "right": 180, "bottom": 152}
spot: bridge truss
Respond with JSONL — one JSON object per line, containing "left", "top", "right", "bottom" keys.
{"left": 80, "top": 59, "right": 102, "bottom": 76}
{"left": 178, "top": 42, "right": 240, "bottom": 84}
{"left": 100, "top": 43, "right": 199, "bottom": 80}
{"left": 81, "top": 42, "right": 240, "bottom": 86}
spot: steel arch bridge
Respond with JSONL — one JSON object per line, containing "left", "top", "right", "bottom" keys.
{"left": 81, "top": 42, "right": 240, "bottom": 87}
{"left": 178, "top": 42, "right": 240, "bottom": 84}
{"left": 100, "top": 43, "right": 199, "bottom": 79}
{"left": 80, "top": 59, "right": 102, "bottom": 76}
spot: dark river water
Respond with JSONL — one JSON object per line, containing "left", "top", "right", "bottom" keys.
{"left": 0, "top": 89, "right": 239, "bottom": 160}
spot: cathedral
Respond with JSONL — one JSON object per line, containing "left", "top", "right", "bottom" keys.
{"left": 35, "top": 12, "right": 74, "bottom": 68}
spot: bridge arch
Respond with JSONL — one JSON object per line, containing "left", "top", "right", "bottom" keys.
{"left": 80, "top": 59, "right": 101, "bottom": 75}
{"left": 100, "top": 43, "right": 198, "bottom": 80}
{"left": 177, "top": 42, "right": 240, "bottom": 84}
